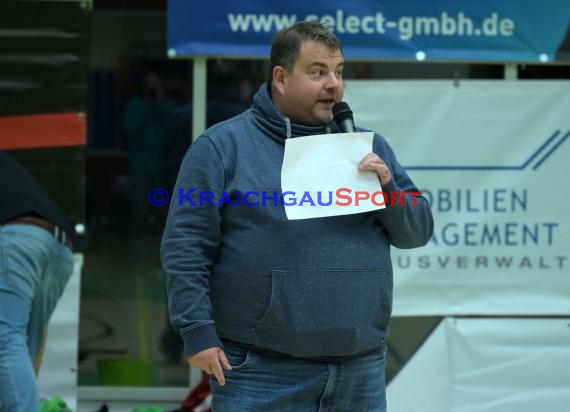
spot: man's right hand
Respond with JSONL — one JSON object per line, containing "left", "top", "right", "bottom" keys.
{"left": 188, "top": 347, "right": 232, "bottom": 385}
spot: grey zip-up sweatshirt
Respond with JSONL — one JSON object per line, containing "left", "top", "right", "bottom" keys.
{"left": 161, "top": 84, "right": 433, "bottom": 359}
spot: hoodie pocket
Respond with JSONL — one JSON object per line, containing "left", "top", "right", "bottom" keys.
{"left": 253, "top": 269, "right": 390, "bottom": 358}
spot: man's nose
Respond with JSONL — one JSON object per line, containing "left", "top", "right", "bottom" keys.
{"left": 325, "top": 73, "right": 342, "bottom": 90}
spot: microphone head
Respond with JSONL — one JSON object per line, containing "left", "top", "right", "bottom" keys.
{"left": 332, "top": 101, "right": 353, "bottom": 123}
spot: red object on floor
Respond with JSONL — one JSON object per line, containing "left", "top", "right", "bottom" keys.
{"left": 181, "top": 371, "right": 212, "bottom": 412}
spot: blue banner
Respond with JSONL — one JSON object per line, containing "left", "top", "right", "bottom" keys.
{"left": 167, "top": 0, "right": 570, "bottom": 63}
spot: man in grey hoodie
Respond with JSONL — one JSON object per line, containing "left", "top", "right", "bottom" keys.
{"left": 161, "top": 21, "right": 433, "bottom": 411}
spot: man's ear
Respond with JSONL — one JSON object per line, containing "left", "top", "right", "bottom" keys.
{"left": 273, "top": 66, "right": 287, "bottom": 94}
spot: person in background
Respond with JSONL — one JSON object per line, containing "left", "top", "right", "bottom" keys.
{"left": 0, "top": 151, "right": 75, "bottom": 412}
{"left": 160, "top": 61, "right": 251, "bottom": 192}
{"left": 161, "top": 21, "right": 433, "bottom": 411}
{"left": 123, "top": 70, "right": 174, "bottom": 234}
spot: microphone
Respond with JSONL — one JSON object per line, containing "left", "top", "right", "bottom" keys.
{"left": 333, "top": 101, "right": 355, "bottom": 133}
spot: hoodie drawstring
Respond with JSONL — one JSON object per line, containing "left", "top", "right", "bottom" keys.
{"left": 285, "top": 117, "right": 292, "bottom": 139}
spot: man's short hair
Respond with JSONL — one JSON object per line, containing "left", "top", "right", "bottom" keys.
{"left": 267, "top": 21, "right": 342, "bottom": 89}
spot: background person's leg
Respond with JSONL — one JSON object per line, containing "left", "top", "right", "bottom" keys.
{"left": 27, "top": 239, "right": 73, "bottom": 362}
{"left": 0, "top": 321, "right": 38, "bottom": 412}
{"left": 0, "top": 226, "right": 47, "bottom": 412}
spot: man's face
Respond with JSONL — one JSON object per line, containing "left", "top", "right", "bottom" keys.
{"left": 273, "top": 41, "right": 344, "bottom": 125}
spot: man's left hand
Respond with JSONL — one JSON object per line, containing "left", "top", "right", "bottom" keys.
{"left": 358, "top": 152, "right": 392, "bottom": 185}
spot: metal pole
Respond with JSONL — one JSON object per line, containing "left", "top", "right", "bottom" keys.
{"left": 192, "top": 56, "right": 207, "bottom": 142}
{"left": 504, "top": 63, "right": 518, "bottom": 80}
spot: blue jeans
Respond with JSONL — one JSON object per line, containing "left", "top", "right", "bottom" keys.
{"left": 211, "top": 344, "right": 387, "bottom": 412}
{"left": 0, "top": 224, "right": 74, "bottom": 412}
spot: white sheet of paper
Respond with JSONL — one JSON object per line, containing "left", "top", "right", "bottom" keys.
{"left": 281, "top": 132, "right": 385, "bottom": 220}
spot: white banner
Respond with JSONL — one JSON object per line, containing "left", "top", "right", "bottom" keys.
{"left": 387, "top": 317, "right": 570, "bottom": 412}
{"left": 344, "top": 80, "right": 570, "bottom": 315}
